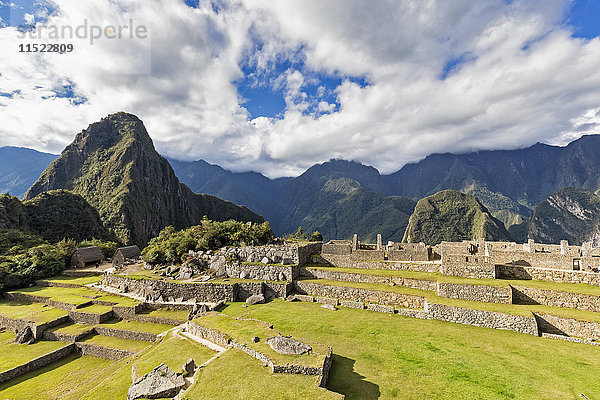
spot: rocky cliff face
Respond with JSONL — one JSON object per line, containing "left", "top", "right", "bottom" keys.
{"left": 402, "top": 190, "right": 511, "bottom": 245}
{"left": 25, "top": 112, "right": 263, "bottom": 247}
{"left": 528, "top": 187, "right": 600, "bottom": 245}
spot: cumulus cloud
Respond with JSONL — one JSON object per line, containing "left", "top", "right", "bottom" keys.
{"left": 0, "top": 0, "right": 599, "bottom": 178}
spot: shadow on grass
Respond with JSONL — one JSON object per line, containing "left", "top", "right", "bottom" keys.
{"left": 0, "top": 353, "right": 80, "bottom": 391}
{"left": 328, "top": 354, "right": 380, "bottom": 400}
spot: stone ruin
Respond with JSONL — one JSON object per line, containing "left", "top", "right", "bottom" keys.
{"left": 266, "top": 335, "right": 312, "bottom": 355}
{"left": 127, "top": 359, "right": 195, "bottom": 400}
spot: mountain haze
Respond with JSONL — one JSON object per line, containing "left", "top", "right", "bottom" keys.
{"left": 24, "top": 113, "right": 263, "bottom": 247}
{"left": 0, "top": 147, "right": 58, "bottom": 199}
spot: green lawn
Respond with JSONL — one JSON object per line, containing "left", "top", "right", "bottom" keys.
{"left": 11, "top": 285, "right": 96, "bottom": 306}
{"left": 308, "top": 266, "right": 600, "bottom": 296}
{"left": 221, "top": 300, "right": 600, "bottom": 400}
{"left": 41, "top": 275, "right": 102, "bottom": 286}
{"left": 99, "top": 318, "right": 174, "bottom": 334}
{"left": 183, "top": 348, "right": 342, "bottom": 400}
{"left": 50, "top": 322, "right": 96, "bottom": 336}
{"left": 0, "top": 354, "right": 113, "bottom": 399}
{"left": 80, "top": 334, "right": 152, "bottom": 352}
{"left": 193, "top": 312, "right": 329, "bottom": 368}
{"left": 138, "top": 307, "right": 190, "bottom": 322}
{"left": 92, "top": 293, "right": 140, "bottom": 307}
{"left": 299, "top": 278, "right": 600, "bottom": 322}
{"left": 76, "top": 304, "right": 114, "bottom": 315}
{"left": 0, "top": 300, "right": 68, "bottom": 323}
{"left": 63, "top": 332, "right": 216, "bottom": 400}
{"left": 0, "top": 331, "right": 66, "bottom": 372}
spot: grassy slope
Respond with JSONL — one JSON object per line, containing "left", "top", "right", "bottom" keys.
{"left": 138, "top": 308, "right": 189, "bottom": 322}
{"left": 80, "top": 334, "right": 152, "bottom": 352}
{"left": 99, "top": 319, "right": 174, "bottom": 334}
{"left": 0, "top": 354, "right": 113, "bottom": 400}
{"left": 184, "top": 348, "right": 342, "bottom": 400}
{"left": 0, "top": 331, "right": 66, "bottom": 372}
{"left": 63, "top": 332, "right": 216, "bottom": 400}
{"left": 222, "top": 300, "right": 600, "bottom": 400}
{"left": 0, "top": 300, "right": 68, "bottom": 323}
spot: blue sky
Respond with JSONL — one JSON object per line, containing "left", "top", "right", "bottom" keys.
{"left": 1, "top": 0, "right": 600, "bottom": 177}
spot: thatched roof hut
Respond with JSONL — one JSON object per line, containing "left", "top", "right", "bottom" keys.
{"left": 113, "top": 245, "right": 141, "bottom": 267}
{"left": 71, "top": 246, "right": 104, "bottom": 268}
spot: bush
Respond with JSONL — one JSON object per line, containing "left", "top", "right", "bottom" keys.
{"left": 78, "top": 239, "right": 118, "bottom": 258}
{"left": 285, "top": 227, "right": 323, "bottom": 242}
{"left": 0, "top": 244, "right": 67, "bottom": 291}
{"left": 142, "top": 219, "right": 275, "bottom": 265}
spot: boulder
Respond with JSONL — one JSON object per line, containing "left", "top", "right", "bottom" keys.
{"left": 261, "top": 257, "right": 270, "bottom": 264}
{"left": 239, "top": 270, "right": 248, "bottom": 279}
{"left": 246, "top": 294, "right": 265, "bottom": 305}
{"left": 14, "top": 326, "right": 34, "bottom": 344}
{"left": 321, "top": 304, "right": 336, "bottom": 311}
{"left": 281, "top": 258, "right": 293, "bottom": 265}
{"left": 182, "top": 358, "right": 196, "bottom": 376}
{"left": 127, "top": 363, "right": 185, "bottom": 400}
{"left": 265, "top": 335, "right": 312, "bottom": 355}
{"left": 251, "top": 336, "right": 260, "bottom": 343}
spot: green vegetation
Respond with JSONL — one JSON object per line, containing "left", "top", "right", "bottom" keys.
{"left": 184, "top": 348, "right": 341, "bottom": 400}
{"left": 285, "top": 227, "right": 323, "bottom": 242}
{"left": 138, "top": 307, "right": 190, "bottom": 322}
{"left": 50, "top": 322, "right": 96, "bottom": 336}
{"left": 142, "top": 218, "right": 274, "bottom": 265}
{"left": 222, "top": 299, "right": 600, "bottom": 399}
{"left": 78, "top": 239, "right": 118, "bottom": 258}
{"left": 80, "top": 334, "right": 152, "bottom": 352}
{"left": 41, "top": 275, "right": 102, "bottom": 286}
{"left": 62, "top": 332, "right": 216, "bottom": 400}
{"left": 24, "top": 112, "right": 263, "bottom": 247}
{"left": 76, "top": 304, "right": 114, "bottom": 315}
{"left": 194, "top": 312, "right": 328, "bottom": 368}
{"left": 0, "top": 300, "right": 68, "bottom": 323}
{"left": 99, "top": 319, "right": 174, "bottom": 334}
{"left": 0, "top": 330, "right": 66, "bottom": 372}
{"left": 402, "top": 190, "right": 511, "bottom": 245}
{"left": 0, "top": 354, "right": 113, "bottom": 399}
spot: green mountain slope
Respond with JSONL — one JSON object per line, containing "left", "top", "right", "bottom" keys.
{"left": 0, "top": 190, "right": 112, "bottom": 243}
{"left": 402, "top": 190, "right": 512, "bottom": 245}
{"left": 528, "top": 187, "right": 600, "bottom": 245}
{"left": 24, "top": 112, "right": 263, "bottom": 247}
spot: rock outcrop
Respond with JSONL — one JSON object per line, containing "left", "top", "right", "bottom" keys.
{"left": 266, "top": 335, "right": 312, "bottom": 355}
{"left": 127, "top": 363, "right": 185, "bottom": 400}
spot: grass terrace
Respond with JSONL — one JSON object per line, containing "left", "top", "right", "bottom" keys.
{"left": 308, "top": 266, "right": 600, "bottom": 296}
{"left": 137, "top": 307, "right": 190, "bottom": 322}
{"left": 222, "top": 299, "right": 600, "bottom": 399}
{"left": 80, "top": 334, "right": 153, "bottom": 352}
{"left": 62, "top": 332, "right": 216, "bottom": 400}
{"left": 11, "top": 285, "right": 97, "bottom": 307}
{"left": 49, "top": 322, "right": 96, "bottom": 336}
{"left": 0, "top": 299, "right": 68, "bottom": 323}
{"left": 0, "top": 330, "right": 67, "bottom": 372}
{"left": 41, "top": 275, "right": 102, "bottom": 286}
{"left": 184, "top": 348, "right": 342, "bottom": 400}
{"left": 193, "top": 312, "right": 329, "bottom": 368}
{"left": 75, "top": 304, "right": 114, "bottom": 315}
{"left": 0, "top": 354, "right": 113, "bottom": 400}
{"left": 99, "top": 318, "right": 174, "bottom": 334}
{"left": 298, "top": 278, "right": 600, "bottom": 323}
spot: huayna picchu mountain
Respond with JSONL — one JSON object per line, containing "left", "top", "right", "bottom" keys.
{"left": 402, "top": 190, "right": 511, "bottom": 245}
{"left": 24, "top": 112, "right": 264, "bottom": 247}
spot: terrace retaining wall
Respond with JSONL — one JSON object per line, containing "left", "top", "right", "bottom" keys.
{"left": 300, "top": 267, "right": 437, "bottom": 291}
{"left": 320, "top": 255, "right": 440, "bottom": 273}
{"left": 294, "top": 281, "right": 425, "bottom": 309}
{"left": 0, "top": 314, "right": 70, "bottom": 339}
{"left": 425, "top": 303, "right": 538, "bottom": 335}
{"left": 510, "top": 285, "right": 600, "bottom": 312}
{"left": 437, "top": 282, "right": 512, "bottom": 304}
{"left": 440, "top": 263, "right": 496, "bottom": 279}
{"left": 497, "top": 265, "right": 600, "bottom": 287}
{"left": 0, "top": 344, "right": 76, "bottom": 384}
{"left": 68, "top": 309, "right": 113, "bottom": 324}
{"left": 533, "top": 313, "right": 600, "bottom": 341}
{"left": 75, "top": 342, "right": 134, "bottom": 361}
{"left": 94, "top": 326, "right": 158, "bottom": 342}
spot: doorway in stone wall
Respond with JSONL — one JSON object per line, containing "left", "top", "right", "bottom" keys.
{"left": 573, "top": 259, "right": 581, "bottom": 270}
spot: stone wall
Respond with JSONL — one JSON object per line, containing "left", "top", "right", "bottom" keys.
{"left": 94, "top": 326, "right": 158, "bottom": 342}
{"left": 534, "top": 313, "right": 600, "bottom": 340}
{"left": 75, "top": 342, "right": 134, "bottom": 361}
{"left": 300, "top": 267, "right": 437, "bottom": 291}
{"left": 294, "top": 281, "right": 425, "bottom": 309}
{"left": 497, "top": 265, "right": 600, "bottom": 287}
{"left": 225, "top": 262, "right": 297, "bottom": 282}
{"left": 234, "top": 282, "right": 263, "bottom": 301}
{"left": 425, "top": 303, "right": 538, "bottom": 335}
{"left": 320, "top": 254, "right": 441, "bottom": 273}
{"left": 68, "top": 309, "right": 113, "bottom": 324}
{"left": 0, "top": 344, "right": 76, "bottom": 384}
{"left": 511, "top": 285, "right": 600, "bottom": 312}
{"left": 440, "top": 263, "right": 496, "bottom": 279}
{"left": 437, "top": 282, "right": 512, "bottom": 304}
{"left": 0, "top": 314, "right": 70, "bottom": 339}
{"left": 3, "top": 292, "right": 90, "bottom": 311}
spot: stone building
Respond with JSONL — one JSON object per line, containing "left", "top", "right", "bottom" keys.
{"left": 71, "top": 246, "right": 104, "bottom": 268}
{"left": 113, "top": 246, "right": 141, "bottom": 267}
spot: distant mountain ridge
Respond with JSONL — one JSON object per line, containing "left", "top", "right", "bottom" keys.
{"left": 6, "top": 132, "right": 600, "bottom": 244}
{"left": 0, "top": 147, "right": 58, "bottom": 199}
{"left": 24, "top": 113, "right": 263, "bottom": 247}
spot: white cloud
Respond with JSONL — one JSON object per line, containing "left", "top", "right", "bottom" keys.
{"left": 0, "top": 0, "right": 599, "bottom": 178}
